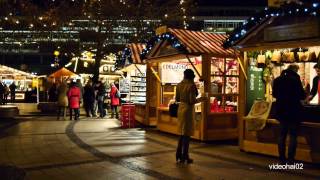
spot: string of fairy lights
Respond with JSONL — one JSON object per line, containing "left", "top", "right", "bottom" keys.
{"left": 223, "top": 2, "right": 320, "bottom": 48}
{"left": 0, "top": 0, "right": 131, "bottom": 30}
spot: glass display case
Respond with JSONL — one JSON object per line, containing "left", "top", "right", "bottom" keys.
{"left": 210, "top": 57, "right": 239, "bottom": 112}
{"left": 129, "top": 68, "right": 146, "bottom": 103}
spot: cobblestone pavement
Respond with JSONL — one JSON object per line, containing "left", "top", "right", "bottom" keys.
{"left": 0, "top": 115, "right": 319, "bottom": 180}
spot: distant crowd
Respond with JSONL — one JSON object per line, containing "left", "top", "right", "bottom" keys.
{"left": 0, "top": 82, "right": 17, "bottom": 105}
{"left": 48, "top": 79, "right": 120, "bottom": 120}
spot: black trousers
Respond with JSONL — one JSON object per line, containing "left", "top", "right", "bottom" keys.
{"left": 84, "top": 102, "right": 95, "bottom": 117}
{"left": 69, "top": 108, "right": 80, "bottom": 120}
{"left": 111, "top": 105, "right": 118, "bottom": 118}
{"left": 176, "top": 135, "right": 190, "bottom": 160}
{"left": 57, "top": 106, "right": 67, "bottom": 120}
{"left": 97, "top": 100, "right": 105, "bottom": 118}
{"left": 278, "top": 120, "right": 300, "bottom": 162}
{"left": 11, "top": 93, "right": 15, "bottom": 103}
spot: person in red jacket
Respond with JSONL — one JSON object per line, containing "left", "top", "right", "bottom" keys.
{"left": 110, "top": 83, "right": 120, "bottom": 119}
{"left": 67, "top": 82, "right": 81, "bottom": 120}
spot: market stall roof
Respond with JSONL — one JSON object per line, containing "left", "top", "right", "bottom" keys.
{"left": 116, "top": 43, "right": 146, "bottom": 69}
{"left": 168, "top": 28, "right": 235, "bottom": 56}
{"left": 141, "top": 28, "right": 236, "bottom": 61}
{"left": 223, "top": 2, "right": 320, "bottom": 50}
{"left": 128, "top": 43, "right": 146, "bottom": 64}
{"left": 0, "top": 64, "right": 36, "bottom": 77}
{"left": 49, "top": 67, "right": 78, "bottom": 78}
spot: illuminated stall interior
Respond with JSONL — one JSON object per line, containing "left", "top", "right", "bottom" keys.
{"left": 225, "top": 4, "right": 320, "bottom": 163}
{"left": 143, "top": 28, "right": 239, "bottom": 141}
{"left": 116, "top": 43, "right": 155, "bottom": 125}
{"left": 0, "top": 64, "right": 37, "bottom": 101}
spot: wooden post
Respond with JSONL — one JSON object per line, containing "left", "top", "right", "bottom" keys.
{"left": 150, "top": 66, "right": 161, "bottom": 83}
{"left": 201, "top": 54, "right": 211, "bottom": 140}
{"left": 238, "top": 51, "right": 248, "bottom": 149}
{"left": 186, "top": 55, "right": 203, "bottom": 80}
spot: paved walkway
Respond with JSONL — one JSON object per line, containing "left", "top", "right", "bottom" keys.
{"left": 0, "top": 115, "right": 319, "bottom": 179}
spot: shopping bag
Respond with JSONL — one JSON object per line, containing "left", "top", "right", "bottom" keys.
{"left": 169, "top": 103, "right": 179, "bottom": 117}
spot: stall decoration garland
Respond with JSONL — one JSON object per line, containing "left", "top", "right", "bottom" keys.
{"left": 115, "top": 47, "right": 132, "bottom": 70}
{"left": 140, "top": 32, "right": 187, "bottom": 60}
{"left": 223, "top": 2, "right": 320, "bottom": 48}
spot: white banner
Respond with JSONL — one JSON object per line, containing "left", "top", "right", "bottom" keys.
{"left": 161, "top": 62, "right": 189, "bottom": 84}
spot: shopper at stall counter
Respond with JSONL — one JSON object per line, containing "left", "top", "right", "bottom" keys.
{"left": 0, "top": 82, "right": 5, "bottom": 105}
{"left": 67, "top": 82, "right": 81, "bottom": 120}
{"left": 175, "top": 69, "right": 205, "bottom": 164}
{"left": 9, "top": 82, "right": 16, "bottom": 103}
{"left": 83, "top": 80, "right": 96, "bottom": 117}
{"left": 272, "top": 64, "right": 306, "bottom": 164}
{"left": 57, "top": 80, "right": 69, "bottom": 120}
{"left": 110, "top": 82, "right": 120, "bottom": 119}
{"left": 307, "top": 63, "right": 320, "bottom": 104}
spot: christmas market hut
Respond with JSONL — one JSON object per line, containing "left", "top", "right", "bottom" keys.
{"left": 116, "top": 43, "right": 156, "bottom": 125}
{"left": 141, "top": 27, "right": 240, "bottom": 141}
{"left": 224, "top": 2, "right": 320, "bottom": 163}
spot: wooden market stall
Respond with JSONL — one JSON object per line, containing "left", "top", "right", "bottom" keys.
{"left": 117, "top": 43, "right": 157, "bottom": 126}
{"left": 0, "top": 64, "right": 37, "bottom": 102}
{"left": 143, "top": 28, "right": 240, "bottom": 141}
{"left": 225, "top": 3, "right": 320, "bottom": 163}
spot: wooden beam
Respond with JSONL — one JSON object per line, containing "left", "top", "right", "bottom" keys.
{"left": 186, "top": 54, "right": 203, "bottom": 81}
{"left": 150, "top": 66, "right": 161, "bottom": 83}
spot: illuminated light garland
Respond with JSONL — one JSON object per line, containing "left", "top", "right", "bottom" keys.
{"left": 223, "top": 2, "right": 320, "bottom": 48}
{"left": 139, "top": 32, "right": 186, "bottom": 60}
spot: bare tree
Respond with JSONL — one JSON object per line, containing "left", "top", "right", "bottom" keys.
{"left": 0, "top": 0, "right": 196, "bottom": 81}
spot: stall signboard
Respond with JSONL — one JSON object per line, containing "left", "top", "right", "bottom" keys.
{"left": 264, "top": 21, "right": 320, "bottom": 42}
{"left": 160, "top": 62, "right": 189, "bottom": 84}
{"left": 246, "top": 64, "right": 265, "bottom": 113}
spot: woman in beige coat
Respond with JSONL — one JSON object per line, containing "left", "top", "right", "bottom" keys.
{"left": 175, "top": 69, "right": 202, "bottom": 164}
{"left": 57, "top": 81, "right": 69, "bottom": 120}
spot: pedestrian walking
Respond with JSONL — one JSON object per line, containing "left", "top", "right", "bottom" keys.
{"left": 48, "top": 83, "right": 58, "bottom": 102}
{"left": 96, "top": 81, "right": 107, "bottom": 118}
{"left": 57, "top": 81, "right": 68, "bottom": 120}
{"left": 110, "top": 82, "right": 120, "bottom": 119}
{"left": 272, "top": 64, "right": 306, "bottom": 164}
{"left": 0, "top": 81, "right": 5, "bottom": 105}
{"left": 9, "top": 82, "right": 16, "bottom": 103}
{"left": 83, "top": 80, "right": 96, "bottom": 117}
{"left": 67, "top": 82, "right": 81, "bottom": 120}
{"left": 3, "top": 84, "right": 9, "bottom": 104}
{"left": 175, "top": 69, "right": 205, "bottom": 164}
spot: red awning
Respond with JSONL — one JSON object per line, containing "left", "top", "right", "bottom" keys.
{"left": 128, "top": 43, "right": 146, "bottom": 64}
{"left": 168, "top": 28, "right": 236, "bottom": 57}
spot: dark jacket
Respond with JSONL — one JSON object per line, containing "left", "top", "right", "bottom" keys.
{"left": 83, "top": 84, "right": 95, "bottom": 103}
{"left": 96, "top": 85, "right": 107, "bottom": 102}
{"left": 309, "top": 76, "right": 320, "bottom": 100}
{"left": 272, "top": 69, "right": 306, "bottom": 121}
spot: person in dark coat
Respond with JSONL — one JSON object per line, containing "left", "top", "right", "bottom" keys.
{"left": 307, "top": 63, "right": 320, "bottom": 104}
{"left": 9, "top": 82, "right": 17, "bottom": 103}
{"left": 0, "top": 82, "right": 4, "bottom": 105}
{"left": 83, "top": 81, "right": 96, "bottom": 117}
{"left": 48, "top": 83, "right": 58, "bottom": 102}
{"left": 272, "top": 64, "right": 306, "bottom": 164}
{"left": 96, "top": 82, "right": 107, "bottom": 118}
